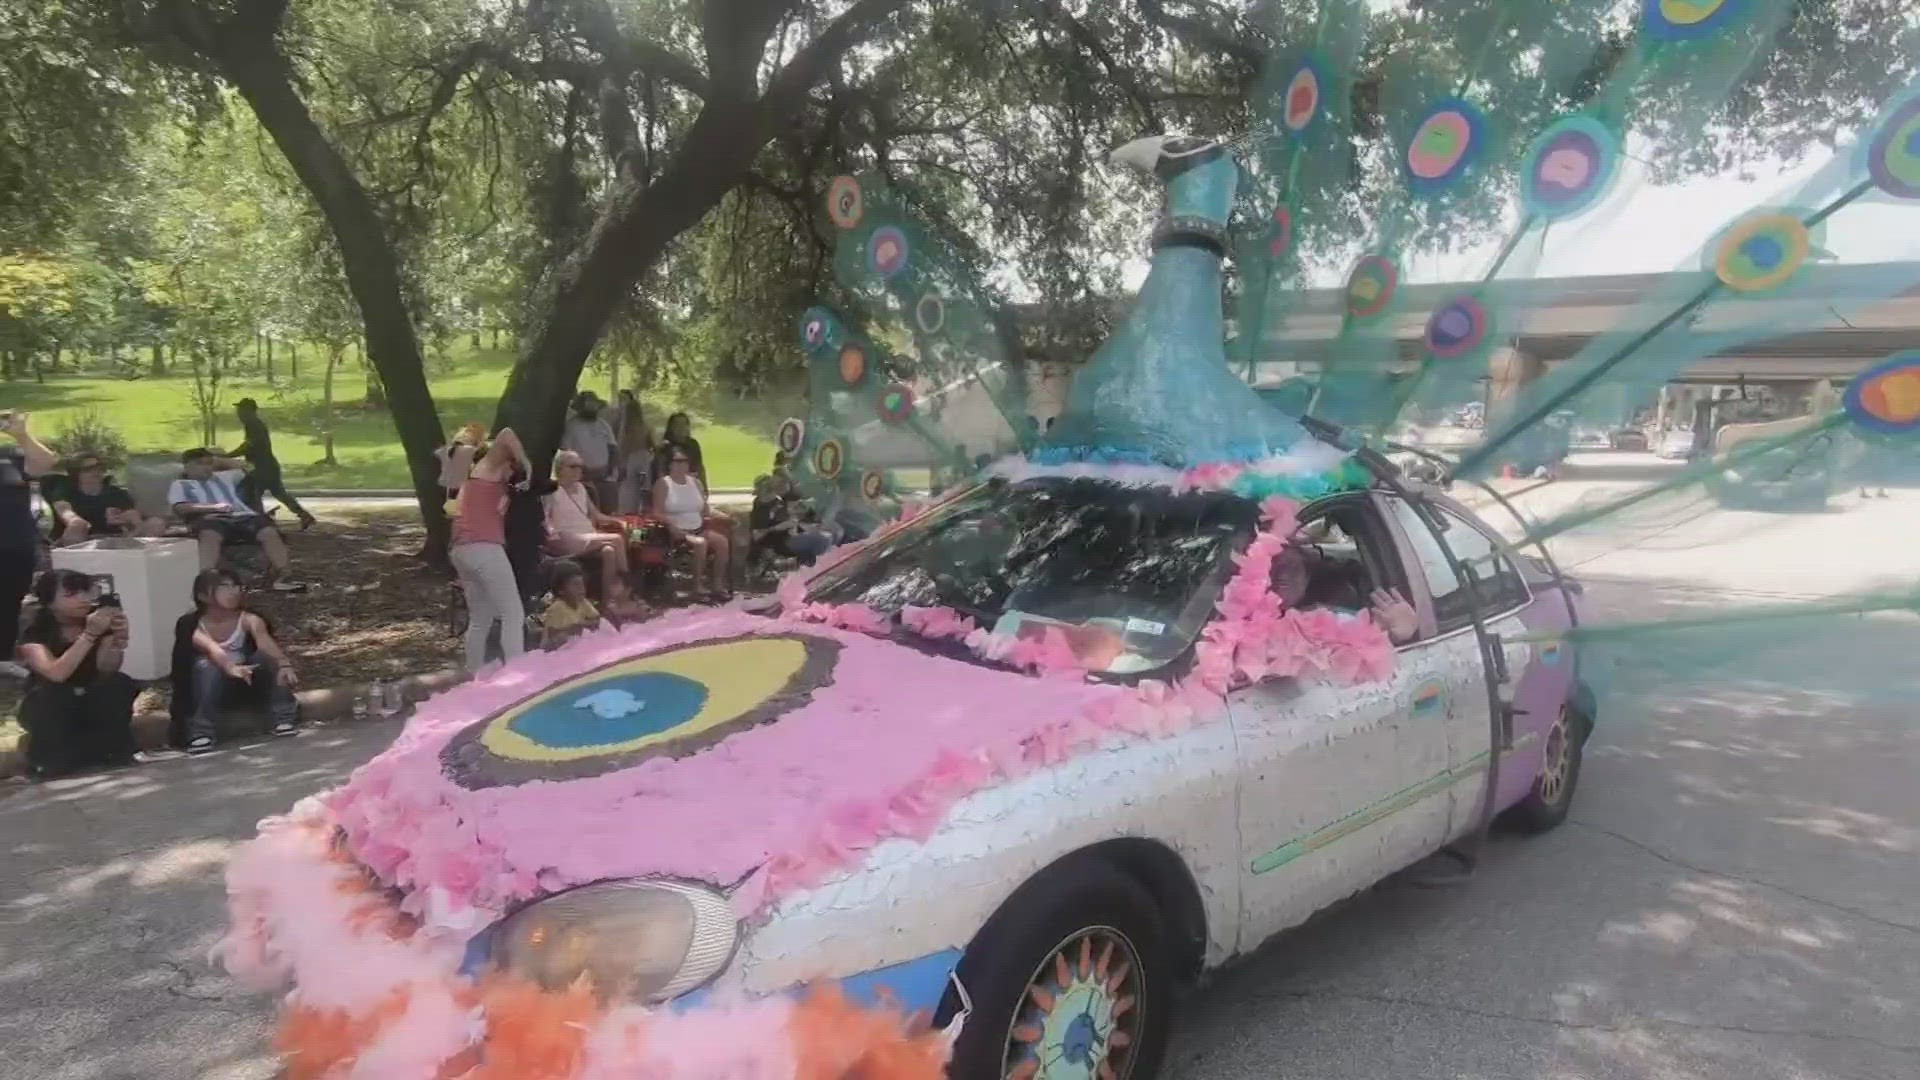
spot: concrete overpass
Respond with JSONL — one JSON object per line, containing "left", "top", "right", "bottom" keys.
{"left": 1241, "top": 260, "right": 1920, "bottom": 386}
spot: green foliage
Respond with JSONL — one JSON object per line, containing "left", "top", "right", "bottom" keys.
{"left": 46, "top": 410, "right": 130, "bottom": 468}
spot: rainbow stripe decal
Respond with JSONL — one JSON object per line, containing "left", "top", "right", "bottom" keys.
{"left": 1411, "top": 678, "right": 1448, "bottom": 719}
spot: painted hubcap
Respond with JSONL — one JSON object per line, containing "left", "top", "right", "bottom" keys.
{"left": 1538, "top": 716, "right": 1572, "bottom": 805}
{"left": 1003, "top": 927, "right": 1144, "bottom": 1080}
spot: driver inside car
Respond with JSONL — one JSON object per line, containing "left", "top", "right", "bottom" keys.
{"left": 1272, "top": 532, "right": 1419, "bottom": 645}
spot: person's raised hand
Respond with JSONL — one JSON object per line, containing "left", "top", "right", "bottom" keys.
{"left": 276, "top": 665, "right": 299, "bottom": 689}
{"left": 1368, "top": 587, "right": 1418, "bottom": 642}
{"left": 83, "top": 608, "right": 117, "bottom": 637}
{"left": 108, "top": 613, "right": 130, "bottom": 640}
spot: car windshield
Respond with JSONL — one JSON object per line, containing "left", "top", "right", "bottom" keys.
{"left": 805, "top": 477, "right": 1258, "bottom": 674}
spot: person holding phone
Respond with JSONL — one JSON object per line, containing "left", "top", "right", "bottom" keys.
{"left": 1, "top": 410, "right": 57, "bottom": 680}
{"left": 14, "top": 569, "right": 139, "bottom": 777}
{"left": 180, "top": 568, "right": 300, "bottom": 753}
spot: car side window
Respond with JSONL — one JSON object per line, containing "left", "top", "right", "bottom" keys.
{"left": 1387, "top": 500, "right": 1529, "bottom": 633}
{"left": 1269, "top": 496, "right": 1413, "bottom": 615}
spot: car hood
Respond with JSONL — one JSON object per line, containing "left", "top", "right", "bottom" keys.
{"left": 324, "top": 607, "right": 1121, "bottom": 933}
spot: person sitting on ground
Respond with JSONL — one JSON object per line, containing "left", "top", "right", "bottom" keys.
{"left": 750, "top": 474, "right": 834, "bottom": 565}
{"left": 14, "top": 570, "right": 139, "bottom": 777}
{"left": 543, "top": 449, "right": 633, "bottom": 600}
{"left": 168, "top": 448, "right": 301, "bottom": 589}
{"left": 228, "top": 398, "right": 317, "bottom": 530}
{"left": 818, "top": 475, "right": 880, "bottom": 545}
{"left": 175, "top": 568, "right": 300, "bottom": 754}
{"left": 538, "top": 560, "right": 601, "bottom": 649}
{"left": 47, "top": 453, "right": 166, "bottom": 545}
{"left": 601, "top": 575, "right": 652, "bottom": 627}
{"left": 653, "top": 445, "right": 733, "bottom": 602}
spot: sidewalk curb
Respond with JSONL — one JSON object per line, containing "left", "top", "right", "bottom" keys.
{"left": 0, "top": 667, "right": 467, "bottom": 780}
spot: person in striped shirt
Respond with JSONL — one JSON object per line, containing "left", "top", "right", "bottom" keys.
{"left": 168, "top": 449, "right": 300, "bottom": 590}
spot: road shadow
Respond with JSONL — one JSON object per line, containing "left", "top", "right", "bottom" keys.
{"left": 1169, "top": 581, "right": 1919, "bottom": 1078}
{"left": 0, "top": 720, "right": 401, "bottom": 1080}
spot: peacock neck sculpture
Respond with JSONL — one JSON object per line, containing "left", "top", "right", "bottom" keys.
{"left": 1041, "top": 135, "right": 1314, "bottom": 468}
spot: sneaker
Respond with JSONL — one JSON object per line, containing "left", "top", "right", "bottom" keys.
{"left": 271, "top": 719, "right": 298, "bottom": 737}
{"left": 0, "top": 660, "right": 27, "bottom": 680}
{"left": 186, "top": 736, "right": 217, "bottom": 755}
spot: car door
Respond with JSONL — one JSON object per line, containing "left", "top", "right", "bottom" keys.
{"left": 1382, "top": 496, "right": 1536, "bottom": 840}
{"left": 1229, "top": 495, "right": 1455, "bottom": 948}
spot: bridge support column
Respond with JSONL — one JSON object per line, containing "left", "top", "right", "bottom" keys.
{"left": 1487, "top": 346, "right": 1545, "bottom": 420}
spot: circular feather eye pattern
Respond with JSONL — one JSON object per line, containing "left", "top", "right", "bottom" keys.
{"left": 915, "top": 291, "right": 947, "bottom": 335}
{"left": 1711, "top": 210, "right": 1810, "bottom": 294}
{"left": 440, "top": 635, "right": 843, "bottom": 789}
{"left": 798, "top": 306, "right": 839, "bottom": 353}
{"left": 1267, "top": 204, "right": 1295, "bottom": 261}
{"left": 813, "top": 437, "right": 846, "bottom": 480}
{"left": 1424, "top": 294, "right": 1493, "bottom": 360}
{"left": 1844, "top": 351, "right": 1920, "bottom": 439}
{"left": 860, "top": 469, "right": 887, "bottom": 500}
{"left": 776, "top": 418, "right": 805, "bottom": 457}
{"left": 1642, "top": 0, "right": 1743, "bottom": 41}
{"left": 1279, "top": 57, "right": 1325, "bottom": 139}
{"left": 1521, "top": 116, "right": 1621, "bottom": 221}
{"left": 1345, "top": 255, "right": 1400, "bottom": 320}
{"left": 838, "top": 342, "right": 869, "bottom": 388}
{"left": 1862, "top": 88, "right": 1920, "bottom": 201}
{"left": 1405, "top": 99, "right": 1488, "bottom": 196}
{"left": 826, "top": 175, "right": 864, "bottom": 230}
{"left": 877, "top": 383, "right": 917, "bottom": 425}
{"left": 869, "top": 225, "right": 910, "bottom": 279}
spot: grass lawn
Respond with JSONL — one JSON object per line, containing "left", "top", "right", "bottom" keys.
{"left": 2, "top": 347, "right": 787, "bottom": 490}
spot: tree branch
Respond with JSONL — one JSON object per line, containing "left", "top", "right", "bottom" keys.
{"left": 1032, "top": 0, "right": 1161, "bottom": 132}
{"left": 762, "top": 0, "right": 916, "bottom": 111}
{"left": 1134, "top": 0, "right": 1262, "bottom": 65}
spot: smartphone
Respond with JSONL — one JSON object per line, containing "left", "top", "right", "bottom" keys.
{"left": 90, "top": 573, "right": 122, "bottom": 612}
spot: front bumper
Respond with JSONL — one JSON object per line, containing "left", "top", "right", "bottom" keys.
{"left": 219, "top": 800, "right": 951, "bottom": 1079}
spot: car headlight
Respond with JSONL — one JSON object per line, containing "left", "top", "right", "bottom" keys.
{"left": 490, "top": 879, "right": 739, "bottom": 1002}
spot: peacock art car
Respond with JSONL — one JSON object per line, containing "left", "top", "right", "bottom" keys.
{"left": 218, "top": 0, "right": 1920, "bottom": 1074}
{"left": 216, "top": 134, "right": 1597, "bottom": 1080}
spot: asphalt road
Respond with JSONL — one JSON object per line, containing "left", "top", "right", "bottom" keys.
{"left": 1, "top": 459, "right": 1914, "bottom": 1080}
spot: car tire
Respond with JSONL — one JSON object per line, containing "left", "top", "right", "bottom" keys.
{"left": 945, "top": 858, "right": 1173, "bottom": 1080}
{"left": 1500, "top": 704, "right": 1588, "bottom": 835}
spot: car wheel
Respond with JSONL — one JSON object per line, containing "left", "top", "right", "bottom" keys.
{"left": 1501, "top": 705, "right": 1587, "bottom": 835}
{"left": 946, "top": 859, "right": 1172, "bottom": 1080}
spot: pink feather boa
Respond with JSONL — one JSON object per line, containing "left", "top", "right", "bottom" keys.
{"left": 266, "top": 499, "right": 1393, "bottom": 943}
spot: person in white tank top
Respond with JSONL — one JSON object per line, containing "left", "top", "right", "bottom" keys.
{"left": 651, "top": 446, "right": 732, "bottom": 601}
{"left": 544, "top": 449, "right": 632, "bottom": 599}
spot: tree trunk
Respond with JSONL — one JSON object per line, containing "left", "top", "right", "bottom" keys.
{"left": 492, "top": 326, "right": 500, "bottom": 349}
{"left": 214, "top": 35, "right": 449, "bottom": 560}
{"left": 321, "top": 344, "right": 342, "bottom": 465}
{"left": 150, "top": 343, "right": 166, "bottom": 376}
{"left": 289, "top": 341, "right": 299, "bottom": 380}
{"left": 265, "top": 336, "right": 275, "bottom": 384}
{"left": 365, "top": 365, "right": 387, "bottom": 406}
{"left": 496, "top": 102, "right": 772, "bottom": 467}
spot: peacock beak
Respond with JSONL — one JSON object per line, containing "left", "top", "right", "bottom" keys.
{"left": 1110, "top": 135, "right": 1168, "bottom": 174}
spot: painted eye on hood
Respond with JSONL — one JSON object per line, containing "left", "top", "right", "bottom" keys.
{"left": 440, "top": 634, "right": 842, "bottom": 790}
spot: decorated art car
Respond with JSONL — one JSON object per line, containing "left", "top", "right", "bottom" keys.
{"left": 217, "top": 448, "right": 1592, "bottom": 1080}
